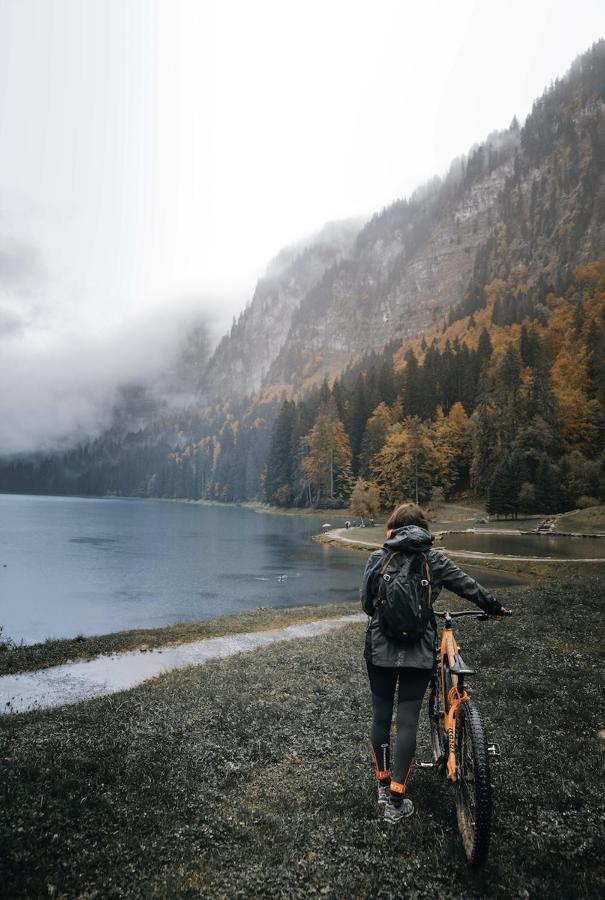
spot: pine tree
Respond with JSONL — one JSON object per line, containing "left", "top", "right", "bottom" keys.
{"left": 486, "top": 451, "right": 528, "bottom": 518}
{"left": 534, "top": 457, "right": 561, "bottom": 513}
{"left": 476, "top": 328, "right": 493, "bottom": 370}
{"left": 403, "top": 349, "right": 424, "bottom": 417}
{"left": 359, "top": 402, "right": 394, "bottom": 477}
{"left": 265, "top": 401, "right": 295, "bottom": 505}
{"left": 348, "top": 373, "right": 369, "bottom": 474}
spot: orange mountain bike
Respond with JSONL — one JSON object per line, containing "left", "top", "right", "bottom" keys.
{"left": 422, "top": 608, "right": 512, "bottom": 866}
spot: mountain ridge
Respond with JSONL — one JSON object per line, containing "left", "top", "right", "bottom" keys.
{"left": 2, "top": 40, "right": 605, "bottom": 509}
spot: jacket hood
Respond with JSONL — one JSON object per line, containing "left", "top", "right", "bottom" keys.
{"left": 383, "top": 525, "right": 434, "bottom": 553}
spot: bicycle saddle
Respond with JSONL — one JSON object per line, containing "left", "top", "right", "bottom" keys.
{"left": 449, "top": 653, "right": 476, "bottom": 676}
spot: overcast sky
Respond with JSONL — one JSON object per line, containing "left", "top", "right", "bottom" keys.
{"left": 0, "top": 0, "right": 604, "bottom": 453}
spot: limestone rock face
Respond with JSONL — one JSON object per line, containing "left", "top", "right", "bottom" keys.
{"left": 201, "top": 220, "right": 362, "bottom": 400}
{"left": 202, "top": 152, "right": 515, "bottom": 399}
{"left": 201, "top": 42, "right": 605, "bottom": 399}
{"left": 267, "top": 159, "right": 515, "bottom": 389}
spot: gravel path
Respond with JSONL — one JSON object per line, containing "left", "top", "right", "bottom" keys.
{"left": 0, "top": 614, "right": 365, "bottom": 715}
{"left": 321, "top": 529, "right": 605, "bottom": 562}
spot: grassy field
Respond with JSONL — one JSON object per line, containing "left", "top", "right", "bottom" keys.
{"left": 556, "top": 506, "right": 605, "bottom": 533}
{"left": 1, "top": 577, "right": 603, "bottom": 898}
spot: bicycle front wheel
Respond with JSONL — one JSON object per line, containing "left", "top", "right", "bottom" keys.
{"left": 455, "top": 700, "right": 492, "bottom": 867}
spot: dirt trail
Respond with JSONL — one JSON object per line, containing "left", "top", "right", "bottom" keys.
{"left": 318, "top": 529, "right": 605, "bottom": 562}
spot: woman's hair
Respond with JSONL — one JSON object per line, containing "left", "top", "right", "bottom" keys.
{"left": 386, "top": 502, "right": 429, "bottom": 532}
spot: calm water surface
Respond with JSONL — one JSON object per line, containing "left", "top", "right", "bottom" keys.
{"left": 441, "top": 531, "right": 605, "bottom": 558}
{"left": 1, "top": 495, "right": 527, "bottom": 645}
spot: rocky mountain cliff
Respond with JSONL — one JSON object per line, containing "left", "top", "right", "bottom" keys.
{"left": 201, "top": 220, "right": 362, "bottom": 400}
{"left": 200, "top": 41, "right": 605, "bottom": 397}
{"left": 266, "top": 137, "right": 517, "bottom": 390}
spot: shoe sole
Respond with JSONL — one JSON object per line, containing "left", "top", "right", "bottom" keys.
{"left": 384, "top": 807, "right": 414, "bottom": 823}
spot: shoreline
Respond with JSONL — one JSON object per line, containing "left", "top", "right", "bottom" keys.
{"left": 316, "top": 526, "right": 605, "bottom": 552}
{"left": 315, "top": 528, "right": 605, "bottom": 583}
{"left": 0, "top": 599, "right": 360, "bottom": 678}
{"left": 0, "top": 614, "right": 365, "bottom": 715}
{"left": 7, "top": 490, "right": 605, "bottom": 534}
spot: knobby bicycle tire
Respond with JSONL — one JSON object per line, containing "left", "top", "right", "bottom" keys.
{"left": 455, "top": 699, "right": 492, "bottom": 867}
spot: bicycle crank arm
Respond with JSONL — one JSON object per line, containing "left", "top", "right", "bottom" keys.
{"left": 416, "top": 761, "right": 439, "bottom": 768}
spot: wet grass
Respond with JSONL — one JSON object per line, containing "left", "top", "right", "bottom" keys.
{"left": 1, "top": 576, "right": 604, "bottom": 898}
{"left": 556, "top": 506, "right": 605, "bottom": 533}
{"left": 0, "top": 601, "right": 358, "bottom": 677}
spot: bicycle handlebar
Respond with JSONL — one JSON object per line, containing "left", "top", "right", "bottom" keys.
{"left": 434, "top": 609, "right": 513, "bottom": 619}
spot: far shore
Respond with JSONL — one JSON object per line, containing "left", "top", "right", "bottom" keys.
{"left": 315, "top": 526, "right": 605, "bottom": 585}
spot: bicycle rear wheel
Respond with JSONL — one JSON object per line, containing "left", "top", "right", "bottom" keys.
{"left": 455, "top": 699, "right": 492, "bottom": 867}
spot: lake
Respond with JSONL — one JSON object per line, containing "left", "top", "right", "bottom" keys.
{"left": 1, "top": 495, "right": 524, "bottom": 645}
{"left": 440, "top": 531, "right": 605, "bottom": 559}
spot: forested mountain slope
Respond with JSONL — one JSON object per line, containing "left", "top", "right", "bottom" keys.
{"left": 2, "top": 41, "right": 605, "bottom": 511}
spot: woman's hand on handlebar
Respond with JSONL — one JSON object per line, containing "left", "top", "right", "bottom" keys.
{"left": 488, "top": 605, "right": 512, "bottom": 620}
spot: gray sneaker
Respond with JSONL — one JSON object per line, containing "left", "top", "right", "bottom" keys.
{"left": 384, "top": 797, "right": 414, "bottom": 823}
{"left": 377, "top": 783, "right": 390, "bottom": 805}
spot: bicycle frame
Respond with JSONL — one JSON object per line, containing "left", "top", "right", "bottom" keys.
{"left": 426, "top": 607, "right": 511, "bottom": 866}
{"left": 440, "top": 619, "right": 467, "bottom": 782}
{"left": 432, "top": 609, "right": 489, "bottom": 781}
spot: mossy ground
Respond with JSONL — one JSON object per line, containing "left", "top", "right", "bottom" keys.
{"left": 556, "top": 506, "right": 605, "bottom": 532}
{"left": 1, "top": 577, "right": 604, "bottom": 898}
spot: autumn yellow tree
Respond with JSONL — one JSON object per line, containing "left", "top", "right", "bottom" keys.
{"left": 550, "top": 341, "right": 599, "bottom": 453}
{"left": 350, "top": 479, "right": 381, "bottom": 520}
{"left": 359, "top": 402, "right": 394, "bottom": 476}
{"left": 371, "top": 417, "right": 438, "bottom": 508}
{"left": 431, "top": 402, "right": 473, "bottom": 497}
{"left": 302, "top": 398, "right": 353, "bottom": 505}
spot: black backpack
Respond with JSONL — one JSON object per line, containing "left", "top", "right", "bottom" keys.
{"left": 376, "top": 551, "right": 433, "bottom": 643}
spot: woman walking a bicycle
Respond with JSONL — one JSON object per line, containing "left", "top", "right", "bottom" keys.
{"left": 361, "top": 501, "right": 507, "bottom": 824}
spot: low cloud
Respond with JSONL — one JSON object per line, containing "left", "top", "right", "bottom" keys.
{"left": 0, "top": 236, "right": 45, "bottom": 286}
{"left": 0, "top": 303, "right": 216, "bottom": 456}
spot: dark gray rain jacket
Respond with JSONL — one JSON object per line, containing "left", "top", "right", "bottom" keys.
{"left": 361, "top": 525, "right": 500, "bottom": 669}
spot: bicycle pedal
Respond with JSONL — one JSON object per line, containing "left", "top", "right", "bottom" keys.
{"left": 487, "top": 743, "right": 501, "bottom": 757}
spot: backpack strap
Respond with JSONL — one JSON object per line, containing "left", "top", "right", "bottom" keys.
{"left": 380, "top": 551, "right": 399, "bottom": 577}
{"left": 421, "top": 552, "right": 433, "bottom": 607}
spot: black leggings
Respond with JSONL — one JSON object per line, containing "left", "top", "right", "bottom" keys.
{"left": 366, "top": 661, "right": 432, "bottom": 792}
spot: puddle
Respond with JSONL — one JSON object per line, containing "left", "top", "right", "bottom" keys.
{"left": 0, "top": 614, "right": 364, "bottom": 716}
